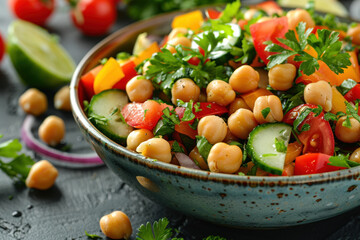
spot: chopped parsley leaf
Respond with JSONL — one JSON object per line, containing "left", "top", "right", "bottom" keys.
{"left": 261, "top": 107, "right": 271, "bottom": 119}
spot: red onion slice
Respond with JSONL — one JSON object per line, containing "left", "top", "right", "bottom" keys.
{"left": 21, "top": 115, "right": 103, "bottom": 166}
{"left": 174, "top": 152, "right": 200, "bottom": 170}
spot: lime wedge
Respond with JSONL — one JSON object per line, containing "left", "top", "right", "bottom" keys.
{"left": 278, "top": 0, "right": 348, "bottom": 17}
{"left": 7, "top": 20, "right": 75, "bottom": 90}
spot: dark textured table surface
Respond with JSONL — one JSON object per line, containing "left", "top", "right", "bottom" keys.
{"left": 1, "top": 1, "right": 360, "bottom": 239}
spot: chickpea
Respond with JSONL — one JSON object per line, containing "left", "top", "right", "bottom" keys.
{"left": 228, "top": 109, "right": 258, "bottom": 139}
{"left": 127, "top": 129, "right": 154, "bottom": 151}
{"left": 229, "top": 97, "right": 250, "bottom": 115}
{"left": 335, "top": 116, "right": 360, "bottom": 143}
{"left": 189, "top": 147, "right": 208, "bottom": 170}
{"left": 268, "top": 64, "right": 296, "bottom": 91}
{"left": 126, "top": 76, "right": 154, "bottom": 103}
{"left": 171, "top": 78, "right": 200, "bottom": 105}
{"left": 229, "top": 65, "right": 259, "bottom": 93}
{"left": 197, "top": 115, "right": 227, "bottom": 144}
{"left": 253, "top": 95, "right": 283, "bottom": 124}
{"left": 26, "top": 160, "right": 58, "bottom": 190}
{"left": 54, "top": 86, "right": 71, "bottom": 111}
{"left": 206, "top": 80, "right": 236, "bottom": 106}
{"left": 287, "top": 9, "right": 315, "bottom": 30}
{"left": 100, "top": 211, "right": 132, "bottom": 240}
{"left": 38, "top": 115, "right": 65, "bottom": 146}
{"left": 19, "top": 88, "right": 48, "bottom": 116}
{"left": 304, "top": 80, "right": 332, "bottom": 112}
{"left": 136, "top": 138, "right": 172, "bottom": 163}
{"left": 207, "top": 142, "right": 242, "bottom": 173}
{"left": 257, "top": 17, "right": 272, "bottom": 23}
{"left": 350, "top": 148, "right": 360, "bottom": 163}
{"left": 166, "top": 36, "right": 191, "bottom": 54}
{"left": 168, "top": 27, "right": 188, "bottom": 40}
{"left": 347, "top": 24, "right": 360, "bottom": 45}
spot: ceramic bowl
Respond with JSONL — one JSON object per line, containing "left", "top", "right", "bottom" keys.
{"left": 70, "top": 9, "right": 360, "bottom": 228}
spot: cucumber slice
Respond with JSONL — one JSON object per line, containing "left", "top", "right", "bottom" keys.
{"left": 247, "top": 123, "right": 292, "bottom": 175}
{"left": 88, "top": 89, "right": 133, "bottom": 145}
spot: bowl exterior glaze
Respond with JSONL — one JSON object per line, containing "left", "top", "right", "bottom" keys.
{"left": 70, "top": 9, "right": 360, "bottom": 228}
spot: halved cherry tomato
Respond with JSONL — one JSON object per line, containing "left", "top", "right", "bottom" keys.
{"left": 344, "top": 84, "right": 360, "bottom": 104}
{"left": 9, "top": 0, "right": 55, "bottom": 26}
{"left": 283, "top": 104, "right": 335, "bottom": 155}
{"left": 112, "top": 60, "right": 138, "bottom": 90}
{"left": 122, "top": 101, "right": 172, "bottom": 130}
{"left": 250, "top": 16, "right": 288, "bottom": 64}
{"left": 294, "top": 153, "right": 346, "bottom": 175}
{"left": 71, "top": 0, "right": 117, "bottom": 36}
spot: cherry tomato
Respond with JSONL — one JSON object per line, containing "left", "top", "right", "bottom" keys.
{"left": 71, "top": 0, "right": 117, "bottom": 36}
{"left": 283, "top": 104, "right": 335, "bottom": 155}
{"left": 8, "top": 0, "right": 55, "bottom": 26}
{"left": 0, "top": 33, "right": 4, "bottom": 63}
{"left": 294, "top": 153, "right": 346, "bottom": 175}
{"left": 250, "top": 16, "right": 288, "bottom": 64}
{"left": 122, "top": 101, "right": 172, "bottom": 130}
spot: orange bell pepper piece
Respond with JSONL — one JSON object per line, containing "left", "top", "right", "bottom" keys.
{"left": 171, "top": 10, "right": 204, "bottom": 31}
{"left": 93, "top": 57, "right": 124, "bottom": 94}
{"left": 240, "top": 88, "right": 273, "bottom": 110}
{"left": 133, "top": 42, "right": 160, "bottom": 66}
{"left": 331, "top": 86, "right": 348, "bottom": 114}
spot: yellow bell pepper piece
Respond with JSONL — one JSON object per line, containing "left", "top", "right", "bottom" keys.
{"left": 171, "top": 10, "right": 204, "bottom": 31}
{"left": 133, "top": 42, "right": 160, "bottom": 66}
{"left": 330, "top": 86, "right": 347, "bottom": 114}
{"left": 93, "top": 57, "right": 124, "bottom": 94}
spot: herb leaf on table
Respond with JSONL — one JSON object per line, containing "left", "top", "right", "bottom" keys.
{"left": 0, "top": 135, "right": 35, "bottom": 183}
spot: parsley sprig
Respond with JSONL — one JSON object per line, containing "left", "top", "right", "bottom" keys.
{"left": 136, "top": 217, "right": 226, "bottom": 240}
{"left": 0, "top": 135, "right": 35, "bottom": 183}
{"left": 324, "top": 101, "right": 360, "bottom": 128}
{"left": 145, "top": 34, "right": 232, "bottom": 96}
{"left": 265, "top": 22, "right": 351, "bottom": 76}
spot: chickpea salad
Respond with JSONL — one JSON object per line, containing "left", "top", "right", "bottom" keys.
{"left": 80, "top": 0, "right": 360, "bottom": 176}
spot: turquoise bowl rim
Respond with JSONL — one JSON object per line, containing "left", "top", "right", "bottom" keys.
{"left": 69, "top": 8, "right": 360, "bottom": 187}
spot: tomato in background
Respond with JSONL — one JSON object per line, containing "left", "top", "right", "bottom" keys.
{"left": 0, "top": 33, "right": 4, "bottom": 63}
{"left": 71, "top": 0, "right": 117, "bottom": 36}
{"left": 8, "top": 0, "right": 55, "bottom": 26}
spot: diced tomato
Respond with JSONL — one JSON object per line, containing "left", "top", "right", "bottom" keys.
{"left": 344, "top": 84, "right": 360, "bottom": 103}
{"left": 206, "top": 9, "right": 221, "bottom": 20}
{"left": 294, "top": 153, "right": 346, "bottom": 175}
{"left": 187, "top": 56, "right": 201, "bottom": 66}
{"left": 283, "top": 104, "right": 335, "bottom": 155}
{"left": 175, "top": 122, "right": 197, "bottom": 139}
{"left": 112, "top": 60, "right": 138, "bottom": 90}
{"left": 122, "top": 101, "right": 172, "bottom": 130}
{"left": 80, "top": 65, "right": 103, "bottom": 99}
{"left": 175, "top": 102, "right": 228, "bottom": 120}
{"left": 250, "top": 16, "right": 288, "bottom": 64}
{"left": 253, "top": 1, "right": 283, "bottom": 16}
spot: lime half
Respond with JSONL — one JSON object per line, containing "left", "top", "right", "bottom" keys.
{"left": 7, "top": 20, "right": 75, "bottom": 90}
